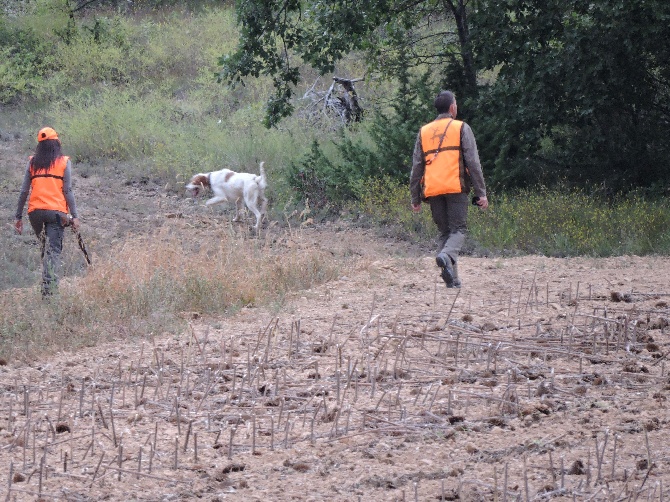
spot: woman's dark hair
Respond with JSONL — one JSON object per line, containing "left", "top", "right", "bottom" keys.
{"left": 434, "top": 90, "right": 456, "bottom": 114}
{"left": 30, "top": 139, "right": 62, "bottom": 174}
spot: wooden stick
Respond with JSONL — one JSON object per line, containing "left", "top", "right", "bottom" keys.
{"left": 271, "top": 416, "right": 275, "bottom": 450}
{"left": 117, "top": 444, "right": 123, "bottom": 481}
{"left": 57, "top": 388, "right": 64, "bottom": 422}
{"left": 596, "top": 429, "right": 608, "bottom": 483}
{"left": 442, "top": 289, "right": 462, "bottom": 329}
{"left": 6, "top": 461, "right": 13, "bottom": 502}
{"left": 252, "top": 415, "right": 256, "bottom": 455}
{"left": 181, "top": 419, "right": 192, "bottom": 453}
{"left": 79, "top": 379, "right": 85, "bottom": 418}
{"left": 228, "top": 427, "right": 236, "bottom": 459}
{"left": 137, "top": 447, "right": 142, "bottom": 479}
{"left": 523, "top": 454, "right": 529, "bottom": 502}
{"left": 89, "top": 451, "right": 105, "bottom": 488}
{"left": 645, "top": 428, "right": 652, "bottom": 470}
{"left": 503, "top": 462, "right": 508, "bottom": 502}
{"left": 109, "top": 404, "right": 117, "bottom": 447}
{"left": 149, "top": 441, "right": 155, "bottom": 474}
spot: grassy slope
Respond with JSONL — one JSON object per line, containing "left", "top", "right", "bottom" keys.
{"left": 2, "top": 2, "right": 669, "bottom": 361}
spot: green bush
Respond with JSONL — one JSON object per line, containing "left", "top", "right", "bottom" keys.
{"left": 287, "top": 140, "right": 339, "bottom": 210}
{"left": 53, "top": 89, "right": 173, "bottom": 162}
{"left": 285, "top": 66, "right": 436, "bottom": 211}
{"left": 0, "top": 18, "right": 56, "bottom": 103}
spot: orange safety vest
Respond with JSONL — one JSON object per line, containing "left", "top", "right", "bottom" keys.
{"left": 420, "top": 118, "right": 465, "bottom": 198}
{"left": 28, "top": 156, "right": 69, "bottom": 214}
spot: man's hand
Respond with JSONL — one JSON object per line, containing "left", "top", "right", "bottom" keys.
{"left": 14, "top": 219, "right": 23, "bottom": 235}
{"left": 476, "top": 196, "right": 489, "bottom": 210}
{"left": 411, "top": 203, "right": 422, "bottom": 213}
{"left": 71, "top": 217, "right": 80, "bottom": 231}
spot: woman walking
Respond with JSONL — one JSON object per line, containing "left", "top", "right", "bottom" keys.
{"left": 14, "top": 127, "right": 80, "bottom": 297}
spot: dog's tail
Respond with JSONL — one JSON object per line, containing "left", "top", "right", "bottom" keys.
{"left": 257, "top": 161, "right": 268, "bottom": 190}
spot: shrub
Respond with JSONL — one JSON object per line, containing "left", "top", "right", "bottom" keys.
{"left": 335, "top": 66, "right": 435, "bottom": 186}
{"left": 0, "top": 19, "right": 56, "bottom": 103}
{"left": 286, "top": 140, "right": 337, "bottom": 211}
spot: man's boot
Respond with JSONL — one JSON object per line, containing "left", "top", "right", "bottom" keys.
{"left": 436, "top": 253, "right": 455, "bottom": 288}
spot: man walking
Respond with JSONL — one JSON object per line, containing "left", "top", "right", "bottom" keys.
{"left": 410, "top": 90, "right": 488, "bottom": 288}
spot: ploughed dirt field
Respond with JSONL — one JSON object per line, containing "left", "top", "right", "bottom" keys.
{"left": 1, "top": 134, "right": 670, "bottom": 501}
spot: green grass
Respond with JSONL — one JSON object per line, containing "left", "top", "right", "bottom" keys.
{"left": 469, "top": 188, "right": 670, "bottom": 257}
{"left": 354, "top": 178, "right": 670, "bottom": 257}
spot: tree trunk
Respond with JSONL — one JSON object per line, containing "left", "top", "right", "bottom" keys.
{"left": 443, "top": 0, "right": 478, "bottom": 95}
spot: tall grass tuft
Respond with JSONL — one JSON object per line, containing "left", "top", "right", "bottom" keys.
{"left": 0, "top": 228, "right": 339, "bottom": 362}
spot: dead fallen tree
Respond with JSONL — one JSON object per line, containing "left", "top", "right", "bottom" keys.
{"left": 302, "top": 76, "right": 364, "bottom": 125}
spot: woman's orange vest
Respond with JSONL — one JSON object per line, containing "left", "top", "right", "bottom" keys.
{"left": 420, "top": 118, "right": 464, "bottom": 198}
{"left": 28, "top": 156, "right": 69, "bottom": 214}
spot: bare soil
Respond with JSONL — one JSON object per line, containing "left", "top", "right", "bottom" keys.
{"left": 2, "top": 134, "right": 670, "bottom": 501}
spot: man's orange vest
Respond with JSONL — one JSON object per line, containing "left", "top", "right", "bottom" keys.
{"left": 420, "top": 118, "right": 464, "bottom": 198}
{"left": 28, "top": 156, "right": 69, "bottom": 214}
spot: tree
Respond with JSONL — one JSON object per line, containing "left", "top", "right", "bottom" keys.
{"left": 219, "top": 0, "right": 476, "bottom": 127}
{"left": 472, "top": 0, "right": 670, "bottom": 193}
{"left": 222, "top": 0, "right": 670, "bottom": 194}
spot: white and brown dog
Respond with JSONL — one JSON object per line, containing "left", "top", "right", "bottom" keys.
{"left": 186, "top": 162, "right": 268, "bottom": 231}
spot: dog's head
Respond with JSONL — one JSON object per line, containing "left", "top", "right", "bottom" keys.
{"left": 185, "top": 174, "right": 210, "bottom": 197}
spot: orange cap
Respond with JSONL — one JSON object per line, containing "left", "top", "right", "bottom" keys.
{"left": 37, "top": 127, "right": 59, "bottom": 142}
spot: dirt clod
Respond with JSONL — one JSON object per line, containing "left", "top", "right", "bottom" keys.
{"left": 568, "top": 460, "right": 585, "bottom": 475}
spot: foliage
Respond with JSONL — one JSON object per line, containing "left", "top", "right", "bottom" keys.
{"left": 0, "top": 16, "right": 57, "bottom": 103}
{"left": 472, "top": 0, "right": 670, "bottom": 193}
{"left": 219, "top": 0, "right": 473, "bottom": 127}
{"left": 223, "top": 0, "right": 670, "bottom": 194}
{"left": 356, "top": 179, "right": 670, "bottom": 257}
{"left": 470, "top": 188, "right": 670, "bottom": 257}
{"left": 287, "top": 66, "right": 436, "bottom": 210}
{"left": 286, "top": 140, "right": 334, "bottom": 210}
